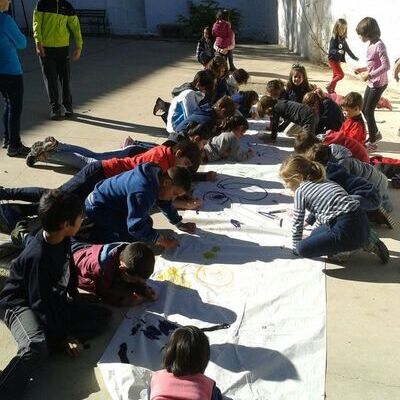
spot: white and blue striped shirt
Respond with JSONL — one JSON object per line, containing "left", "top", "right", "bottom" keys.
{"left": 292, "top": 180, "right": 360, "bottom": 249}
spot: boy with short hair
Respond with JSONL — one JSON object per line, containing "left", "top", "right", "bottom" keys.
{"left": 0, "top": 190, "right": 111, "bottom": 399}
{"left": 72, "top": 241, "right": 156, "bottom": 306}
{"left": 83, "top": 164, "right": 195, "bottom": 249}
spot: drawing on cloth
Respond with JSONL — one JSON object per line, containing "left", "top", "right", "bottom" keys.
{"left": 118, "top": 343, "right": 130, "bottom": 364}
{"left": 195, "top": 265, "right": 234, "bottom": 288}
{"left": 230, "top": 219, "right": 242, "bottom": 229}
{"left": 154, "top": 266, "right": 191, "bottom": 288}
{"left": 202, "top": 246, "right": 221, "bottom": 260}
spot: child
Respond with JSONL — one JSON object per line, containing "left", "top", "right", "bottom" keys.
{"left": 212, "top": 9, "right": 235, "bottom": 71}
{"left": 226, "top": 68, "right": 250, "bottom": 95}
{"left": 0, "top": 0, "right": 29, "bottom": 157}
{"left": 266, "top": 79, "right": 286, "bottom": 100}
{"left": 306, "top": 143, "right": 392, "bottom": 213}
{"left": 72, "top": 241, "right": 156, "bottom": 306}
{"left": 174, "top": 95, "right": 235, "bottom": 134}
{"left": 203, "top": 115, "right": 252, "bottom": 162}
{"left": 354, "top": 17, "right": 390, "bottom": 149}
{"left": 196, "top": 26, "right": 215, "bottom": 66}
{"left": 83, "top": 164, "right": 195, "bottom": 248}
{"left": 165, "top": 122, "right": 213, "bottom": 150}
{"left": 336, "top": 91, "right": 366, "bottom": 144}
{"left": 257, "top": 96, "right": 317, "bottom": 141}
{"left": 0, "top": 190, "right": 111, "bottom": 399}
{"left": 303, "top": 90, "right": 344, "bottom": 134}
{"left": 231, "top": 90, "right": 259, "bottom": 118}
{"left": 279, "top": 155, "right": 369, "bottom": 259}
{"left": 206, "top": 55, "right": 229, "bottom": 101}
{"left": 149, "top": 326, "right": 222, "bottom": 400}
{"left": 327, "top": 19, "right": 359, "bottom": 93}
{"left": 285, "top": 64, "right": 314, "bottom": 103}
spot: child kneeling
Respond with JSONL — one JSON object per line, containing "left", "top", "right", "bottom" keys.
{"left": 279, "top": 155, "right": 369, "bottom": 258}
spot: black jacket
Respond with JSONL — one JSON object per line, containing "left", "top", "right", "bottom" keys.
{"left": 328, "top": 36, "right": 358, "bottom": 63}
{"left": 316, "top": 97, "right": 344, "bottom": 134}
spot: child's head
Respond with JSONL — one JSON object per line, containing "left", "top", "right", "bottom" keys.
{"left": 356, "top": 17, "right": 381, "bottom": 42}
{"left": 118, "top": 242, "right": 155, "bottom": 284}
{"left": 341, "top": 92, "right": 363, "bottom": 118}
{"left": 172, "top": 140, "right": 201, "bottom": 169}
{"left": 266, "top": 79, "right": 285, "bottom": 99}
{"left": 214, "top": 95, "right": 235, "bottom": 119}
{"left": 293, "top": 132, "right": 321, "bottom": 154}
{"left": 302, "top": 90, "right": 323, "bottom": 112}
{"left": 232, "top": 68, "right": 250, "bottom": 86}
{"left": 226, "top": 115, "right": 249, "bottom": 137}
{"left": 192, "top": 70, "right": 215, "bottom": 94}
{"left": 305, "top": 143, "right": 332, "bottom": 166}
{"left": 207, "top": 55, "right": 228, "bottom": 79}
{"left": 332, "top": 18, "right": 348, "bottom": 38}
{"left": 0, "top": 0, "right": 10, "bottom": 12}
{"left": 279, "top": 155, "right": 326, "bottom": 191}
{"left": 203, "top": 26, "right": 212, "bottom": 40}
{"left": 256, "top": 95, "right": 277, "bottom": 118}
{"left": 158, "top": 166, "right": 192, "bottom": 201}
{"left": 163, "top": 326, "right": 210, "bottom": 377}
{"left": 216, "top": 9, "right": 230, "bottom": 21}
{"left": 287, "top": 64, "right": 309, "bottom": 89}
{"left": 239, "top": 90, "right": 259, "bottom": 115}
{"left": 39, "top": 190, "right": 83, "bottom": 235}
{"left": 183, "top": 122, "right": 213, "bottom": 150}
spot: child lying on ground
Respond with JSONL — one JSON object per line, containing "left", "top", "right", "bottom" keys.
{"left": 231, "top": 90, "right": 259, "bottom": 118}
{"left": 203, "top": 115, "right": 252, "bottom": 162}
{"left": 72, "top": 241, "right": 156, "bottom": 306}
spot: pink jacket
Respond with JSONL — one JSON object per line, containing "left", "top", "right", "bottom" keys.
{"left": 366, "top": 40, "right": 390, "bottom": 88}
{"left": 212, "top": 20, "right": 233, "bottom": 48}
{"left": 150, "top": 370, "right": 215, "bottom": 400}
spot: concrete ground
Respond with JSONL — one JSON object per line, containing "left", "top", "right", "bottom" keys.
{"left": 0, "top": 37, "right": 399, "bottom": 399}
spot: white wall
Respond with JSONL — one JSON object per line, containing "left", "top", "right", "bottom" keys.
{"left": 278, "top": 0, "right": 400, "bottom": 68}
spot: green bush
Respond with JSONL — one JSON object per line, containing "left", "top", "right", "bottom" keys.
{"left": 177, "top": 0, "right": 241, "bottom": 37}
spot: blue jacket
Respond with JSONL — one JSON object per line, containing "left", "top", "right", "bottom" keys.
{"left": 174, "top": 103, "right": 217, "bottom": 133}
{"left": 0, "top": 12, "right": 26, "bottom": 74}
{"left": 85, "top": 163, "right": 182, "bottom": 243}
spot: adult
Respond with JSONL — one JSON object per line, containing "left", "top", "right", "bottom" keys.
{"left": 0, "top": 0, "right": 29, "bottom": 157}
{"left": 33, "top": 0, "right": 82, "bottom": 120}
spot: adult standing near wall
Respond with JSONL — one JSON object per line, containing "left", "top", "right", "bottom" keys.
{"left": 33, "top": 0, "right": 82, "bottom": 120}
{"left": 0, "top": 0, "right": 29, "bottom": 157}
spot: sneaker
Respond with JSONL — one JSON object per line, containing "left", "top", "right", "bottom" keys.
{"left": 153, "top": 97, "right": 166, "bottom": 116}
{"left": 7, "top": 144, "right": 31, "bottom": 157}
{"left": 364, "top": 228, "right": 390, "bottom": 264}
{"left": 26, "top": 137, "right": 58, "bottom": 166}
{"left": 50, "top": 109, "right": 64, "bottom": 120}
{"left": 11, "top": 217, "right": 40, "bottom": 247}
{"left": 121, "top": 136, "right": 136, "bottom": 148}
{"left": 325, "top": 84, "right": 333, "bottom": 94}
{"left": 391, "top": 174, "right": 400, "bottom": 189}
{"left": 366, "top": 141, "right": 378, "bottom": 152}
{"left": 64, "top": 108, "right": 74, "bottom": 118}
{"left": 327, "top": 251, "right": 352, "bottom": 264}
{"left": 374, "top": 132, "right": 383, "bottom": 142}
{"left": 2, "top": 137, "right": 8, "bottom": 149}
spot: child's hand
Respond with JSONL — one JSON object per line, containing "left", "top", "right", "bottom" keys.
{"left": 206, "top": 171, "right": 217, "bottom": 181}
{"left": 156, "top": 235, "right": 179, "bottom": 249}
{"left": 338, "top": 49, "right": 345, "bottom": 55}
{"left": 359, "top": 72, "right": 369, "bottom": 81}
{"left": 185, "top": 198, "right": 202, "bottom": 210}
{"left": 71, "top": 48, "right": 82, "bottom": 61}
{"left": 178, "top": 222, "right": 196, "bottom": 234}
{"left": 36, "top": 43, "right": 45, "bottom": 57}
{"left": 63, "top": 336, "right": 83, "bottom": 357}
{"left": 353, "top": 67, "right": 363, "bottom": 75}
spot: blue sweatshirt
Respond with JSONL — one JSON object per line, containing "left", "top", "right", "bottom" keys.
{"left": 174, "top": 103, "right": 217, "bottom": 133}
{"left": 85, "top": 163, "right": 182, "bottom": 243}
{"left": 0, "top": 12, "right": 26, "bottom": 75}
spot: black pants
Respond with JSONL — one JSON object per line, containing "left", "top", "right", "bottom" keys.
{"left": 0, "top": 300, "right": 111, "bottom": 400}
{"left": 225, "top": 50, "right": 235, "bottom": 71}
{"left": 0, "top": 74, "right": 23, "bottom": 148}
{"left": 362, "top": 84, "right": 387, "bottom": 142}
{"left": 39, "top": 47, "right": 72, "bottom": 112}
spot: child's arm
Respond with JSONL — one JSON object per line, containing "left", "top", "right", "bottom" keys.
{"left": 32, "top": 7, "right": 45, "bottom": 57}
{"left": 394, "top": 58, "right": 400, "bottom": 82}
{"left": 5, "top": 15, "right": 27, "bottom": 50}
{"left": 292, "top": 189, "right": 306, "bottom": 253}
{"left": 67, "top": 10, "right": 83, "bottom": 61}
{"left": 343, "top": 40, "right": 359, "bottom": 61}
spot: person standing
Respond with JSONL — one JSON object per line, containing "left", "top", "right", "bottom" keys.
{"left": 33, "top": 0, "right": 82, "bottom": 120}
{"left": 0, "top": 0, "right": 29, "bottom": 157}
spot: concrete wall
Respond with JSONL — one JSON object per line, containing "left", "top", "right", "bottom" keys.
{"left": 14, "top": 0, "right": 278, "bottom": 42}
{"left": 278, "top": 0, "right": 400, "bottom": 68}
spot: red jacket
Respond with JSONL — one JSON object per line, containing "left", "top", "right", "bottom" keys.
{"left": 323, "top": 131, "right": 369, "bottom": 163}
{"left": 337, "top": 114, "right": 366, "bottom": 144}
{"left": 101, "top": 145, "right": 175, "bottom": 178}
{"left": 212, "top": 20, "right": 233, "bottom": 48}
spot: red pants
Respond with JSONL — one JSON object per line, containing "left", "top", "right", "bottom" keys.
{"left": 328, "top": 60, "right": 344, "bottom": 93}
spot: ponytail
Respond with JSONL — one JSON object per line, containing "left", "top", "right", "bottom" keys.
{"left": 279, "top": 155, "right": 325, "bottom": 185}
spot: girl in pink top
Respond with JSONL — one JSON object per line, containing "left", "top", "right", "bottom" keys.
{"left": 149, "top": 326, "right": 222, "bottom": 400}
{"left": 354, "top": 17, "right": 390, "bottom": 149}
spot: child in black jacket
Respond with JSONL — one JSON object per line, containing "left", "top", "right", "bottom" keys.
{"left": 0, "top": 190, "right": 111, "bottom": 400}
{"left": 196, "top": 26, "right": 215, "bottom": 66}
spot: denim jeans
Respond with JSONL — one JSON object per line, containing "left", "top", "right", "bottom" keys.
{"left": 46, "top": 143, "right": 149, "bottom": 170}
{"left": 0, "top": 301, "right": 111, "bottom": 400}
{"left": 296, "top": 208, "right": 370, "bottom": 258}
{"left": 363, "top": 84, "right": 387, "bottom": 142}
{"left": 0, "top": 74, "right": 23, "bottom": 148}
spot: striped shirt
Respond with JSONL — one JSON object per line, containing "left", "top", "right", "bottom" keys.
{"left": 292, "top": 180, "right": 360, "bottom": 249}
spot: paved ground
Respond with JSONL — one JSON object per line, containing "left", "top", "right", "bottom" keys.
{"left": 0, "top": 37, "right": 399, "bottom": 399}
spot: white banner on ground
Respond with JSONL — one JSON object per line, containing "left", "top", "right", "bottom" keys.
{"left": 98, "top": 128, "right": 326, "bottom": 400}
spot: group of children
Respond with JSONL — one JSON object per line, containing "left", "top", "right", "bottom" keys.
{"left": 0, "top": 12, "right": 398, "bottom": 400}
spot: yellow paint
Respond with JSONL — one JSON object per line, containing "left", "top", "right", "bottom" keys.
{"left": 195, "top": 265, "right": 233, "bottom": 288}
{"left": 154, "top": 266, "right": 191, "bottom": 288}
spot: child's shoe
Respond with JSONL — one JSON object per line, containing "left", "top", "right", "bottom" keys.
{"left": 153, "top": 97, "right": 166, "bottom": 116}
{"left": 364, "top": 228, "right": 390, "bottom": 264}
{"left": 327, "top": 251, "right": 352, "bottom": 264}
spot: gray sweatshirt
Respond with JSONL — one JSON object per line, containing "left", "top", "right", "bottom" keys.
{"left": 204, "top": 131, "right": 250, "bottom": 162}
